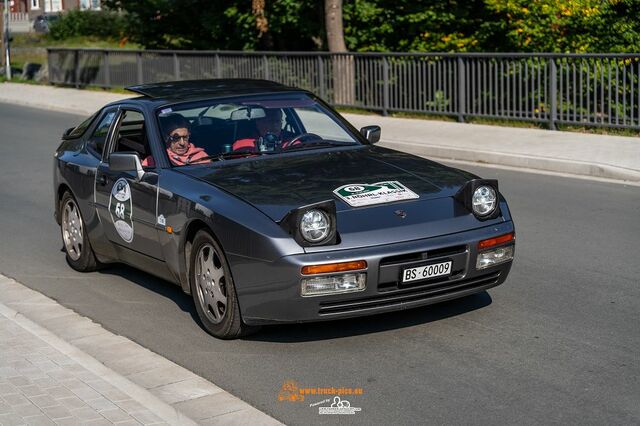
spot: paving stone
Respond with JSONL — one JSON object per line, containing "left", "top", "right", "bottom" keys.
{"left": 113, "top": 399, "right": 145, "bottom": 415}
{"left": 18, "top": 385, "right": 47, "bottom": 398}
{"left": 126, "top": 366, "right": 194, "bottom": 390}
{"left": 0, "top": 382, "right": 19, "bottom": 395}
{"left": 0, "top": 412, "right": 28, "bottom": 425}
{"left": 174, "top": 393, "right": 246, "bottom": 420}
{"left": 84, "top": 397, "right": 117, "bottom": 412}
{"left": 41, "top": 405, "right": 72, "bottom": 420}
{"left": 200, "top": 407, "right": 281, "bottom": 426}
{"left": 0, "top": 400, "right": 11, "bottom": 414}
{"left": 67, "top": 384, "right": 101, "bottom": 402}
{"left": 151, "top": 378, "right": 221, "bottom": 404}
{"left": 112, "top": 420, "right": 141, "bottom": 426}
{"left": 69, "top": 406, "right": 102, "bottom": 422}
{"left": 52, "top": 417, "right": 83, "bottom": 426}
{"left": 56, "top": 397, "right": 85, "bottom": 411}
{"left": 44, "top": 387, "right": 74, "bottom": 400}
{"left": 8, "top": 377, "right": 31, "bottom": 387}
{"left": 98, "top": 408, "right": 131, "bottom": 423}
{"left": 130, "top": 410, "right": 163, "bottom": 425}
{"left": 103, "top": 353, "right": 168, "bottom": 377}
{"left": 31, "top": 378, "right": 57, "bottom": 389}
{"left": 11, "top": 402, "right": 42, "bottom": 417}
{"left": 83, "top": 419, "right": 112, "bottom": 426}
{"left": 23, "top": 414, "right": 56, "bottom": 425}
{"left": 28, "top": 395, "right": 58, "bottom": 409}
{"left": 3, "top": 393, "right": 31, "bottom": 406}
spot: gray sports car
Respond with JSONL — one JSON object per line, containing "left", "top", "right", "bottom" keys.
{"left": 53, "top": 79, "right": 515, "bottom": 339}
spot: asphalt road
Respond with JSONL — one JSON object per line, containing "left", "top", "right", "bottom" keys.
{"left": 1, "top": 102, "right": 639, "bottom": 425}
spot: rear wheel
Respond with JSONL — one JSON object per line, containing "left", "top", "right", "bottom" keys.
{"left": 189, "top": 230, "right": 259, "bottom": 339}
{"left": 60, "top": 192, "right": 99, "bottom": 272}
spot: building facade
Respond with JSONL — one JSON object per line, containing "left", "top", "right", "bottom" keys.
{"left": 10, "top": 0, "right": 102, "bottom": 19}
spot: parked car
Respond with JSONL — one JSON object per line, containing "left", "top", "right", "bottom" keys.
{"left": 53, "top": 79, "right": 515, "bottom": 339}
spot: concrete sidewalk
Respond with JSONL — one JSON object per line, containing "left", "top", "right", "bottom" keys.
{"left": 1, "top": 82, "right": 638, "bottom": 182}
{"left": 0, "top": 275, "right": 280, "bottom": 426}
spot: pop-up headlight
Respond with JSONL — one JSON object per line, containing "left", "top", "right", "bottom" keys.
{"left": 455, "top": 179, "right": 501, "bottom": 220}
{"left": 280, "top": 200, "right": 338, "bottom": 247}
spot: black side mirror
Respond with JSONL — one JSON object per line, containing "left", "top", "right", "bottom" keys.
{"left": 360, "top": 125, "right": 381, "bottom": 144}
{"left": 109, "top": 152, "right": 145, "bottom": 181}
{"left": 61, "top": 127, "right": 75, "bottom": 139}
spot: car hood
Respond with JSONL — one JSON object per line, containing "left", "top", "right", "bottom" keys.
{"left": 181, "top": 145, "right": 476, "bottom": 221}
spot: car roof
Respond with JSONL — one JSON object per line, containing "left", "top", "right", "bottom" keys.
{"left": 124, "top": 79, "right": 306, "bottom": 103}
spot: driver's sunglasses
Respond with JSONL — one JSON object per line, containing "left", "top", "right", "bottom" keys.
{"left": 168, "top": 133, "right": 190, "bottom": 143}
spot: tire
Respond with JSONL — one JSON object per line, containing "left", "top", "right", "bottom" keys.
{"left": 60, "top": 191, "right": 99, "bottom": 272}
{"left": 189, "top": 230, "right": 259, "bottom": 339}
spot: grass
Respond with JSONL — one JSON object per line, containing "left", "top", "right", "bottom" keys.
{"left": 12, "top": 33, "right": 141, "bottom": 50}
{"left": 10, "top": 33, "right": 142, "bottom": 66}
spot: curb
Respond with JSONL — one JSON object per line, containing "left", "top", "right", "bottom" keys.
{"left": 0, "top": 274, "right": 282, "bottom": 425}
{"left": 380, "top": 140, "right": 640, "bottom": 183}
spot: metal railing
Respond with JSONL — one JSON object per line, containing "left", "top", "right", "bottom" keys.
{"left": 47, "top": 48, "right": 640, "bottom": 130}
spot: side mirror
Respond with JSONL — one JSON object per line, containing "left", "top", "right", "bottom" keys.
{"left": 109, "top": 152, "right": 145, "bottom": 181}
{"left": 61, "top": 127, "right": 75, "bottom": 139}
{"left": 360, "top": 125, "right": 381, "bottom": 144}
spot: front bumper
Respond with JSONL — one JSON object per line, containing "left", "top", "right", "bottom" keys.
{"left": 233, "top": 220, "right": 515, "bottom": 325}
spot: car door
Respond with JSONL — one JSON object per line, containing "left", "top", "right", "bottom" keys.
{"left": 94, "top": 108, "right": 164, "bottom": 260}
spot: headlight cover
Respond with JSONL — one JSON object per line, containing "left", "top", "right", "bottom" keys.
{"left": 454, "top": 179, "right": 501, "bottom": 220}
{"left": 300, "top": 209, "right": 330, "bottom": 243}
{"left": 472, "top": 185, "right": 497, "bottom": 217}
{"left": 280, "top": 200, "right": 338, "bottom": 247}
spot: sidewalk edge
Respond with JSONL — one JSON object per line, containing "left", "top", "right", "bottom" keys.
{"left": 0, "top": 274, "right": 282, "bottom": 426}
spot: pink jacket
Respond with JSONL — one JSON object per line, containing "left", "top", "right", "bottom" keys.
{"left": 143, "top": 144, "right": 210, "bottom": 167}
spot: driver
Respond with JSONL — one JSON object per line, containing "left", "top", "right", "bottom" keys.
{"left": 143, "top": 114, "right": 210, "bottom": 166}
{"left": 232, "top": 108, "right": 296, "bottom": 152}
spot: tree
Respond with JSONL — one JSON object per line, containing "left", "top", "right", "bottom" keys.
{"left": 325, "top": 0, "right": 354, "bottom": 104}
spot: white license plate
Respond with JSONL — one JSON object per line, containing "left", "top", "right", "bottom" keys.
{"left": 402, "top": 261, "right": 452, "bottom": 283}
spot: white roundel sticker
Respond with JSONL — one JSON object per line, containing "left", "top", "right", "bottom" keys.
{"left": 108, "top": 178, "right": 134, "bottom": 243}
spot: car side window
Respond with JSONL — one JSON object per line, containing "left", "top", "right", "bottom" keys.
{"left": 87, "top": 111, "right": 116, "bottom": 158}
{"left": 110, "top": 110, "right": 150, "bottom": 164}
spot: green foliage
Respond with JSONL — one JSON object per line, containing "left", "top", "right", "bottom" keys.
{"left": 484, "top": 0, "right": 640, "bottom": 53}
{"left": 74, "top": 1, "right": 640, "bottom": 53}
{"left": 48, "top": 9, "right": 127, "bottom": 41}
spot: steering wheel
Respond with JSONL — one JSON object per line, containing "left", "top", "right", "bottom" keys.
{"left": 284, "top": 133, "right": 323, "bottom": 149}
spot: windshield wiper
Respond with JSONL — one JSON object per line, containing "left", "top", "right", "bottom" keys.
{"left": 198, "top": 151, "right": 264, "bottom": 162}
{"left": 284, "top": 140, "right": 359, "bottom": 151}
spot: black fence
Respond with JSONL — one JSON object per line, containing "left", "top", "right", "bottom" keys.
{"left": 48, "top": 48, "right": 640, "bottom": 130}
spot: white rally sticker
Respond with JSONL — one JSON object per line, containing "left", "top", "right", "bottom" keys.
{"left": 108, "top": 178, "right": 134, "bottom": 243}
{"left": 333, "top": 181, "right": 419, "bottom": 207}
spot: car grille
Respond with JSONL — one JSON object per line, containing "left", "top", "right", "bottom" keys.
{"left": 318, "top": 271, "right": 501, "bottom": 316}
{"left": 379, "top": 245, "right": 467, "bottom": 266}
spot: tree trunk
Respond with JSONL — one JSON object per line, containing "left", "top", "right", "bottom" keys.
{"left": 324, "top": 0, "right": 354, "bottom": 105}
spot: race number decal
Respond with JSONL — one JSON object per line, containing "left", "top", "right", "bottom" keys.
{"left": 333, "top": 181, "right": 419, "bottom": 207}
{"left": 108, "top": 178, "right": 134, "bottom": 243}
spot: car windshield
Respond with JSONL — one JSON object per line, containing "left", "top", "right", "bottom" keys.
{"left": 156, "top": 94, "right": 361, "bottom": 166}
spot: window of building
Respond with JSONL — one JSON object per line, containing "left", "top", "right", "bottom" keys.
{"left": 31, "top": 0, "right": 40, "bottom": 10}
{"left": 44, "top": 0, "right": 62, "bottom": 12}
{"left": 80, "top": 0, "right": 100, "bottom": 10}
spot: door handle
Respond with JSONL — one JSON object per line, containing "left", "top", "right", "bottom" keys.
{"left": 98, "top": 174, "right": 108, "bottom": 186}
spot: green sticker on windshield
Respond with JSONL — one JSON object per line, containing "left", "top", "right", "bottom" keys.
{"left": 333, "top": 181, "right": 419, "bottom": 207}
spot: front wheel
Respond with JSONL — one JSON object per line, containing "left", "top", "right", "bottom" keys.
{"left": 189, "top": 230, "right": 259, "bottom": 339}
{"left": 60, "top": 191, "right": 99, "bottom": 272}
